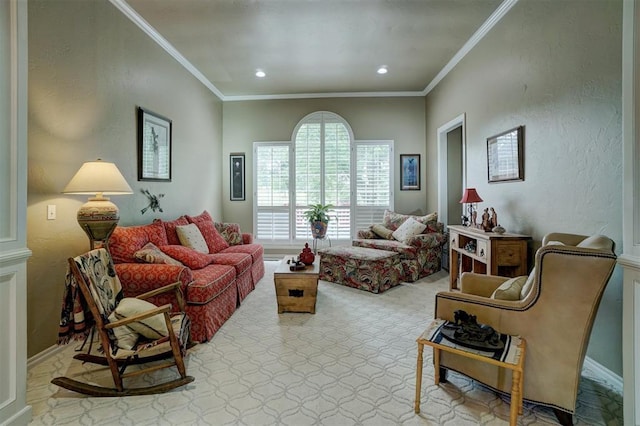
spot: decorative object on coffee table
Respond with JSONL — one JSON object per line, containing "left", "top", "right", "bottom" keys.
{"left": 299, "top": 243, "right": 315, "bottom": 265}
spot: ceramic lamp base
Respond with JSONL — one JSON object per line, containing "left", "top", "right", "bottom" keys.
{"left": 77, "top": 198, "right": 120, "bottom": 243}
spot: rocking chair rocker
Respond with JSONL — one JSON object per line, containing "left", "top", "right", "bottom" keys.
{"left": 52, "top": 248, "right": 194, "bottom": 396}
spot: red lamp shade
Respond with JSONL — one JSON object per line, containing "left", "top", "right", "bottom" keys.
{"left": 459, "top": 188, "right": 483, "bottom": 204}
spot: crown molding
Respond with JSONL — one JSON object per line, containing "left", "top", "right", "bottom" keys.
{"left": 109, "top": 0, "right": 225, "bottom": 100}
{"left": 112, "top": 0, "right": 517, "bottom": 102}
{"left": 422, "top": 0, "right": 519, "bottom": 96}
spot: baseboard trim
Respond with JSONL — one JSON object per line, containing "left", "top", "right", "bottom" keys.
{"left": 584, "top": 356, "right": 623, "bottom": 393}
{"left": 27, "top": 344, "right": 65, "bottom": 370}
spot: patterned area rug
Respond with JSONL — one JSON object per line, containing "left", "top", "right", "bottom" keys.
{"left": 27, "top": 261, "right": 622, "bottom": 425}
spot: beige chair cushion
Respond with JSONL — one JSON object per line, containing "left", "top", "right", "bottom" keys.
{"left": 577, "top": 234, "right": 613, "bottom": 251}
{"left": 108, "top": 311, "right": 139, "bottom": 349}
{"left": 113, "top": 298, "right": 169, "bottom": 339}
{"left": 491, "top": 276, "right": 528, "bottom": 300}
{"left": 176, "top": 223, "right": 209, "bottom": 253}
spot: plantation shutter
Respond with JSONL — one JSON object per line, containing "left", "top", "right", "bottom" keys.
{"left": 354, "top": 141, "right": 393, "bottom": 232}
{"left": 323, "top": 120, "right": 351, "bottom": 240}
{"left": 255, "top": 143, "right": 290, "bottom": 240}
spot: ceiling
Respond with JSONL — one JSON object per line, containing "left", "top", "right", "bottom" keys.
{"left": 116, "top": 0, "right": 508, "bottom": 100}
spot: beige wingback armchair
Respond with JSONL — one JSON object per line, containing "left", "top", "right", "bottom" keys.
{"left": 435, "top": 233, "right": 617, "bottom": 425}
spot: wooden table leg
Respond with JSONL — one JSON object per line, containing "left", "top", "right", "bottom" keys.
{"left": 415, "top": 342, "right": 424, "bottom": 413}
{"left": 510, "top": 369, "right": 522, "bottom": 426}
{"left": 433, "top": 347, "right": 441, "bottom": 385}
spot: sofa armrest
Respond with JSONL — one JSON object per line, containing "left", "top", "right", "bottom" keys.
{"left": 406, "top": 232, "right": 447, "bottom": 249}
{"left": 242, "top": 233, "right": 253, "bottom": 244}
{"left": 459, "top": 272, "right": 509, "bottom": 297}
{"left": 115, "top": 263, "right": 192, "bottom": 297}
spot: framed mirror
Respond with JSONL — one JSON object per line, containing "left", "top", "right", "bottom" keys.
{"left": 487, "top": 126, "right": 524, "bottom": 183}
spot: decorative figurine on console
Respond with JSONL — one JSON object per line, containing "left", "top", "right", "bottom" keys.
{"left": 440, "top": 310, "right": 504, "bottom": 352}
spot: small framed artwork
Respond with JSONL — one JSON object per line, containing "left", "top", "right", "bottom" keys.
{"left": 487, "top": 126, "right": 524, "bottom": 183}
{"left": 230, "top": 153, "right": 245, "bottom": 201}
{"left": 400, "top": 154, "right": 420, "bottom": 190}
{"left": 137, "top": 107, "right": 172, "bottom": 181}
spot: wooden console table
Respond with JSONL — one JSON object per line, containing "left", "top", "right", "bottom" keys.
{"left": 448, "top": 225, "right": 530, "bottom": 291}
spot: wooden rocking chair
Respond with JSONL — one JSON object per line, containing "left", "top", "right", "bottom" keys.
{"left": 52, "top": 248, "right": 194, "bottom": 396}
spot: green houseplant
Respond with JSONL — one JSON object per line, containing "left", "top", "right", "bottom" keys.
{"left": 303, "top": 203, "right": 334, "bottom": 239}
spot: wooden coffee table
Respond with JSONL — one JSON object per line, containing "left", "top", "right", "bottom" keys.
{"left": 274, "top": 257, "right": 319, "bottom": 314}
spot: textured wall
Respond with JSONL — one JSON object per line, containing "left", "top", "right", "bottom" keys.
{"left": 425, "top": 0, "right": 623, "bottom": 373}
{"left": 27, "top": 0, "right": 223, "bottom": 357}
{"left": 222, "top": 97, "right": 427, "bottom": 237}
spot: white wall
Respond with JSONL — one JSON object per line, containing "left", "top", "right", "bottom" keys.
{"left": 425, "top": 0, "right": 623, "bottom": 374}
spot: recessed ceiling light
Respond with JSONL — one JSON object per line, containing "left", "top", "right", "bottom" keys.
{"left": 377, "top": 66, "right": 388, "bottom": 75}
{"left": 255, "top": 69, "right": 266, "bottom": 78}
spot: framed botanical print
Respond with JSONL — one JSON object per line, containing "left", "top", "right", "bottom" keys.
{"left": 400, "top": 154, "right": 420, "bottom": 190}
{"left": 137, "top": 107, "right": 172, "bottom": 182}
{"left": 230, "top": 153, "right": 245, "bottom": 201}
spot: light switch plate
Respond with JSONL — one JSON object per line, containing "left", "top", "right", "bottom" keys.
{"left": 47, "top": 204, "right": 56, "bottom": 220}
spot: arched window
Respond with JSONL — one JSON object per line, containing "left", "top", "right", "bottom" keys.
{"left": 293, "top": 111, "right": 353, "bottom": 240}
{"left": 254, "top": 111, "right": 393, "bottom": 244}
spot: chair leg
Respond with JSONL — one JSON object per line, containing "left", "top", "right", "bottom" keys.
{"left": 553, "top": 408, "right": 573, "bottom": 426}
{"left": 439, "top": 367, "right": 448, "bottom": 383}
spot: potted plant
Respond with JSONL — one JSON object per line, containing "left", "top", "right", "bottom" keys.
{"left": 303, "top": 203, "right": 334, "bottom": 239}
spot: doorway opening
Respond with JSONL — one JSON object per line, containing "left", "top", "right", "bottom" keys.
{"left": 437, "top": 114, "right": 466, "bottom": 227}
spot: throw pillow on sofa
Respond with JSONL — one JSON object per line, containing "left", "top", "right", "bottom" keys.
{"left": 214, "top": 222, "right": 243, "bottom": 245}
{"left": 134, "top": 242, "right": 184, "bottom": 266}
{"left": 159, "top": 245, "right": 216, "bottom": 269}
{"left": 176, "top": 224, "right": 209, "bottom": 253}
{"left": 392, "top": 217, "right": 427, "bottom": 242}
{"left": 187, "top": 211, "right": 231, "bottom": 253}
{"left": 157, "top": 216, "right": 189, "bottom": 245}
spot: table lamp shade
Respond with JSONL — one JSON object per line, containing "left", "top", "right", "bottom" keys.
{"left": 459, "top": 188, "right": 483, "bottom": 204}
{"left": 63, "top": 159, "right": 133, "bottom": 245}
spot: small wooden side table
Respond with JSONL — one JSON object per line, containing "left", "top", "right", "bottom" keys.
{"left": 415, "top": 320, "right": 526, "bottom": 426}
{"left": 274, "top": 257, "right": 319, "bottom": 314}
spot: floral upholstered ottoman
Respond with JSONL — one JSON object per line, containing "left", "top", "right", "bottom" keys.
{"left": 318, "top": 246, "right": 403, "bottom": 293}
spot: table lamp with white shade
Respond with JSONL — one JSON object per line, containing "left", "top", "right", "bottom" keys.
{"left": 62, "top": 159, "right": 133, "bottom": 249}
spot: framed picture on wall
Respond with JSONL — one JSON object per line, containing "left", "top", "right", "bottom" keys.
{"left": 487, "top": 126, "right": 524, "bottom": 183}
{"left": 230, "top": 153, "right": 245, "bottom": 201}
{"left": 400, "top": 154, "right": 420, "bottom": 190}
{"left": 137, "top": 107, "right": 172, "bottom": 182}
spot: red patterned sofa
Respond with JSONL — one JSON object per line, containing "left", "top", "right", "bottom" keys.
{"left": 108, "top": 211, "right": 264, "bottom": 342}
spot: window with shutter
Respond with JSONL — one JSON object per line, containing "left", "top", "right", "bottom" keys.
{"left": 253, "top": 112, "right": 393, "bottom": 244}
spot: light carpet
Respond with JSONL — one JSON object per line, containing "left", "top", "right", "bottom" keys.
{"left": 27, "top": 261, "right": 622, "bottom": 425}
